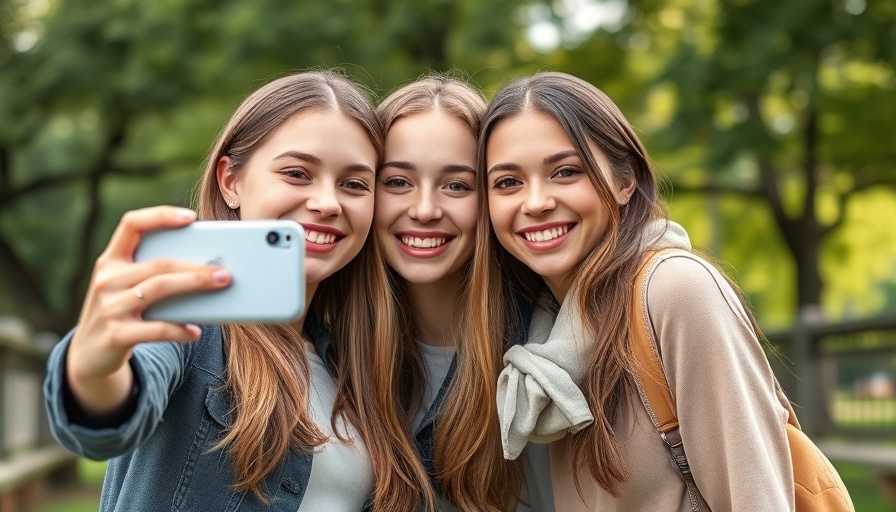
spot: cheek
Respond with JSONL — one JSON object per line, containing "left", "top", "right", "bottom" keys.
{"left": 487, "top": 197, "right": 513, "bottom": 230}
{"left": 373, "top": 214, "right": 393, "bottom": 245}
{"left": 373, "top": 195, "right": 407, "bottom": 234}
{"left": 347, "top": 198, "right": 375, "bottom": 235}
{"left": 457, "top": 197, "right": 479, "bottom": 235}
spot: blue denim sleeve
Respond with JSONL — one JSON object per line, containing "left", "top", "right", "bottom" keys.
{"left": 43, "top": 328, "right": 193, "bottom": 460}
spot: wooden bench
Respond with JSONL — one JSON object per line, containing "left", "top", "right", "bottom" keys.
{"left": 818, "top": 440, "right": 896, "bottom": 499}
{"left": 0, "top": 445, "right": 78, "bottom": 512}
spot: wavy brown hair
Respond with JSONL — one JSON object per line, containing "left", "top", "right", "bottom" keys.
{"left": 376, "top": 75, "right": 521, "bottom": 511}
{"left": 475, "top": 71, "right": 667, "bottom": 496}
{"left": 193, "top": 70, "right": 433, "bottom": 509}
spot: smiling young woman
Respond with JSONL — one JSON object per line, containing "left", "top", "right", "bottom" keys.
{"left": 372, "top": 75, "right": 528, "bottom": 512}
{"left": 45, "top": 71, "right": 434, "bottom": 511}
{"left": 473, "top": 71, "right": 824, "bottom": 511}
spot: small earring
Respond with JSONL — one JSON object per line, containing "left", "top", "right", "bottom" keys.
{"left": 228, "top": 199, "right": 236, "bottom": 208}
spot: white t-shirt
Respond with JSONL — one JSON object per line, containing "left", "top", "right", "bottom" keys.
{"left": 297, "top": 350, "right": 374, "bottom": 512}
{"left": 410, "top": 341, "right": 456, "bottom": 433}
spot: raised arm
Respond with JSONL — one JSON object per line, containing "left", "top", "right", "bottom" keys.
{"left": 64, "top": 206, "right": 230, "bottom": 415}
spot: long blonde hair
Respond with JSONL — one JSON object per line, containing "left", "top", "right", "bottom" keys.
{"left": 194, "top": 70, "right": 433, "bottom": 509}
{"left": 475, "top": 72, "right": 666, "bottom": 495}
{"left": 376, "top": 75, "right": 522, "bottom": 511}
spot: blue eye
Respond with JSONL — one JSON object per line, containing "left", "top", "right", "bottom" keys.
{"left": 384, "top": 177, "right": 410, "bottom": 188}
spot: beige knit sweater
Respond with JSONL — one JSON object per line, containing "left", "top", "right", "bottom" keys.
{"left": 549, "top": 252, "right": 796, "bottom": 511}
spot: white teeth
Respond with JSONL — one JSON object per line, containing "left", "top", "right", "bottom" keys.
{"left": 401, "top": 236, "right": 447, "bottom": 249}
{"left": 306, "top": 230, "right": 337, "bottom": 244}
{"left": 523, "top": 225, "right": 570, "bottom": 242}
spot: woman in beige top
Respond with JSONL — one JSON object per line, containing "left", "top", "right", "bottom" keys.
{"left": 474, "top": 71, "right": 798, "bottom": 511}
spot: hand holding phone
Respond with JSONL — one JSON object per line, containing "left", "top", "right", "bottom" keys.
{"left": 68, "top": 206, "right": 225, "bottom": 415}
{"left": 134, "top": 220, "right": 305, "bottom": 324}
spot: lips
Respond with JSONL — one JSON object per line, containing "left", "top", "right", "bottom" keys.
{"left": 394, "top": 231, "right": 454, "bottom": 258}
{"left": 305, "top": 229, "right": 339, "bottom": 245}
{"left": 517, "top": 222, "right": 575, "bottom": 242}
{"left": 400, "top": 235, "right": 447, "bottom": 249}
{"left": 301, "top": 224, "right": 345, "bottom": 253}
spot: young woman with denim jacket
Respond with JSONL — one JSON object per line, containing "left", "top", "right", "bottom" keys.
{"left": 371, "top": 76, "right": 550, "bottom": 512}
{"left": 44, "top": 71, "right": 435, "bottom": 511}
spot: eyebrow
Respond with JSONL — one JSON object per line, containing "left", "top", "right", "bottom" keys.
{"left": 442, "top": 164, "right": 476, "bottom": 175}
{"left": 486, "top": 163, "right": 521, "bottom": 175}
{"left": 275, "top": 151, "right": 374, "bottom": 175}
{"left": 381, "top": 160, "right": 414, "bottom": 171}
{"left": 487, "top": 150, "right": 580, "bottom": 175}
{"left": 274, "top": 151, "right": 321, "bottom": 165}
{"left": 544, "top": 149, "right": 579, "bottom": 164}
{"left": 381, "top": 161, "right": 476, "bottom": 176}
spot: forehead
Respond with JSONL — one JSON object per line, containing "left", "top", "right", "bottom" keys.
{"left": 261, "top": 110, "right": 377, "bottom": 160}
{"left": 384, "top": 111, "right": 477, "bottom": 162}
{"left": 486, "top": 112, "right": 575, "bottom": 160}
{"left": 486, "top": 111, "right": 617, "bottom": 176}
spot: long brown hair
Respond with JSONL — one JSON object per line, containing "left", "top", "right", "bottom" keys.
{"left": 376, "top": 75, "right": 521, "bottom": 511}
{"left": 194, "top": 70, "right": 433, "bottom": 509}
{"left": 475, "top": 72, "right": 666, "bottom": 495}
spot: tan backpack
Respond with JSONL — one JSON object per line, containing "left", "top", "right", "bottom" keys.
{"left": 629, "top": 249, "right": 855, "bottom": 511}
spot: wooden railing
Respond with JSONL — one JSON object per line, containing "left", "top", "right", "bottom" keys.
{"left": 767, "top": 311, "right": 896, "bottom": 489}
{"left": 0, "top": 317, "right": 77, "bottom": 512}
{"left": 767, "top": 312, "right": 896, "bottom": 439}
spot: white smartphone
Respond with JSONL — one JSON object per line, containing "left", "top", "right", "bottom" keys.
{"left": 134, "top": 220, "right": 305, "bottom": 324}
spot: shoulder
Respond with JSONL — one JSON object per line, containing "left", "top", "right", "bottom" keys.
{"left": 183, "top": 324, "right": 226, "bottom": 378}
{"left": 644, "top": 251, "right": 753, "bottom": 334}
{"left": 643, "top": 251, "right": 743, "bottom": 315}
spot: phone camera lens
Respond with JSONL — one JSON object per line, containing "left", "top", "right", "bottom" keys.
{"left": 266, "top": 231, "right": 280, "bottom": 245}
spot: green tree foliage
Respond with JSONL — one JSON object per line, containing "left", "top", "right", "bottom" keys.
{"left": 0, "top": 0, "right": 893, "bottom": 333}
{"left": 0, "top": 0, "right": 527, "bottom": 332}
{"left": 643, "top": 0, "right": 896, "bottom": 317}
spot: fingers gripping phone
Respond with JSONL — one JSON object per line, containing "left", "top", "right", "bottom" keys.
{"left": 134, "top": 220, "right": 305, "bottom": 324}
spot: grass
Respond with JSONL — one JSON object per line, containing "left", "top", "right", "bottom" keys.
{"left": 835, "top": 461, "right": 895, "bottom": 512}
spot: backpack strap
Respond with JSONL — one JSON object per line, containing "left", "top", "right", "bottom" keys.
{"left": 630, "top": 249, "right": 702, "bottom": 512}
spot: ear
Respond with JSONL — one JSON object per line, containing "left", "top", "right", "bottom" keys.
{"left": 615, "top": 174, "right": 637, "bottom": 205}
{"left": 216, "top": 156, "right": 240, "bottom": 209}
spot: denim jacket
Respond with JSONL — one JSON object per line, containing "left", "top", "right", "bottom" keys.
{"left": 45, "top": 322, "right": 335, "bottom": 512}
{"left": 413, "top": 292, "right": 534, "bottom": 497}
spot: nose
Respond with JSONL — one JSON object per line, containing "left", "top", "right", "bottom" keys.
{"left": 408, "top": 189, "right": 442, "bottom": 223}
{"left": 521, "top": 182, "right": 556, "bottom": 216}
{"left": 306, "top": 182, "right": 342, "bottom": 217}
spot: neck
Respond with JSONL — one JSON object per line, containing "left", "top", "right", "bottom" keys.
{"left": 544, "top": 274, "right": 571, "bottom": 304}
{"left": 403, "top": 273, "right": 464, "bottom": 348}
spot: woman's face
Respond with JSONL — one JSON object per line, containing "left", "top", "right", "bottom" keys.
{"left": 485, "top": 111, "right": 624, "bottom": 299}
{"left": 219, "top": 110, "right": 377, "bottom": 285}
{"left": 375, "top": 111, "right": 478, "bottom": 286}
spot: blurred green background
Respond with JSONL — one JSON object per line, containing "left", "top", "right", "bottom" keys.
{"left": 1, "top": 0, "right": 894, "bottom": 509}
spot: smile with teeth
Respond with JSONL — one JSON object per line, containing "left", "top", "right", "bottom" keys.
{"left": 305, "top": 229, "right": 338, "bottom": 245}
{"left": 400, "top": 235, "right": 447, "bottom": 249}
{"left": 521, "top": 224, "right": 572, "bottom": 242}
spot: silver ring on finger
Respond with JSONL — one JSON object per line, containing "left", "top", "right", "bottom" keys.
{"left": 134, "top": 287, "right": 146, "bottom": 301}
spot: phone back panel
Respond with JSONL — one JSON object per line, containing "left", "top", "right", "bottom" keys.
{"left": 134, "top": 220, "right": 304, "bottom": 324}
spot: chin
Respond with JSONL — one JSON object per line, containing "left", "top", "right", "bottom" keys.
{"left": 395, "top": 270, "right": 444, "bottom": 285}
